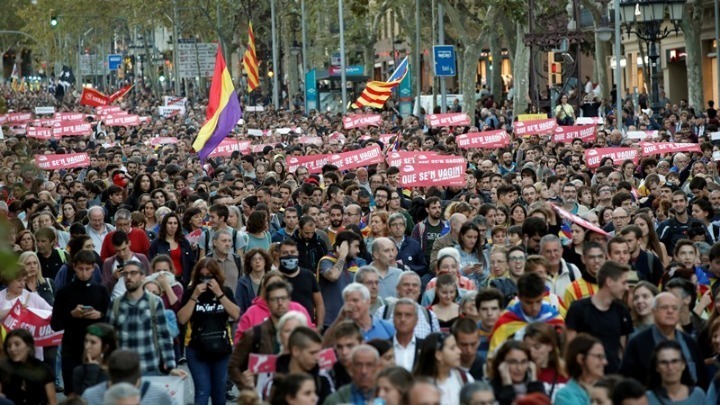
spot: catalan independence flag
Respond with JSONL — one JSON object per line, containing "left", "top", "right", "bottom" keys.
{"left": 243, "top": 22, "right": 259, "bottom": 93}
{"left": 351, "top": 56, "right": 409, "bottom": 109}
{"left": 488, "top": 300, "right": 565, "bottom": 353}
{"left": 192, "top": 46, "right": 243, "bottom": 161}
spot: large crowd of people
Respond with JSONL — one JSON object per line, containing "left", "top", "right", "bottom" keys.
{"left": 1, "top": 80, "right": 720, "bottom": 405}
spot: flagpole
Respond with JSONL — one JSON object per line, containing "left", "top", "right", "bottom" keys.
{"left": 339, "top": 0, "right": 348, "bottom": 114}
{"left": 271, "top": 0, "right": 280, "bottom": 110}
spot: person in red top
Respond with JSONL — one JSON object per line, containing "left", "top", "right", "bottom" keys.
{"left": 523, "top": 322, "right": 569, "bottom": 398}
{"left": 100, "top": 209, "right": 150, "bottom": 262}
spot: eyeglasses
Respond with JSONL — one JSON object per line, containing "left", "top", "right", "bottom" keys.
{"left": 586, "top": 352, "right": 606, "bottom": 360}
{"left": 122, "top": 270, "right": 143, "bottom": 278}
{"left": 508, "top": 256, "right": 525, "bottom": 262}
{"left": 658, "top": 358, "right": 683, "bottom": 367}
{"left": 612, "top": 215, "right": 629, "bottom": 221}
{"left": 390, "top": 222, "right": 404, "bottom": 227}
{"left": 267, "top": 295, "right": 289, "bottom": 304}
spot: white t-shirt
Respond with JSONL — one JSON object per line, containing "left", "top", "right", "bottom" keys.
{"left": 437, "top": 369, "right": 474, "bottom": 405}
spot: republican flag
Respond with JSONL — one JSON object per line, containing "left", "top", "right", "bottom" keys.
{"left": 243, "top": 22, "right": 259, "bottom": 93}
{"left": 351, "top": 56, "right": 409, "bottom": 110}
{"left": 108, "top": 84, "right": 134, "bottom": 103}
{"left": 191, "top": 46, "right": 243, "bottom": 161}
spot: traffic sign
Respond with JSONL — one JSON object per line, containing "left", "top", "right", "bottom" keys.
{"left": 108, "top": 54, "right": 123, "bottom": 71}
{"left": 433, "top": 45, "right": 456, "bottom": 77}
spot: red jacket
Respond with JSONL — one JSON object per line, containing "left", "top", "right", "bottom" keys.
{"left": 100, "top": 228, "right": 150, "bottom": 262}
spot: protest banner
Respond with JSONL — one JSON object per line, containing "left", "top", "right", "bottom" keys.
{"left": 575, "top": 117, "right": 604, "bottom": 125}
{"left": 158, "top": 106, "right": 186, "bottom": 117}
{"left": 627, "top": 130, "right": 659, "bottom": 140}
{"left": 143, "top": 376, "right": 185, "bottom": 405}
{"left": 513, "top": 118, "right": 557, "bottom": 137}
{"left": 35, "top": 153, "right": 91, "bottom": 170}
{"left": 163, "top": 96, "right": 188, "bottom": 106}
{"left": 298, "top": 136, "right": 323, "bottom": 145}
{"left": 342, "top": 114, "right": 383, "bottom": 129}
{"left": 552, "top": 204, "right": 609, "bottom": 236}
{"left": 552, "top": 125, "right": 597, "bottom": 143}
{"left": 103, "top": 114, "right": 142, "bottom": 126}
{"left": 79, "top": 87, "right": 109, "bottom": 107}
{"left": 386, "top": 151, "right": 439, "bottom": 167}
{"left": 208, "top": 138, "right": 252, "bottom": 158}
{"left": 185, "top": 229, "right": 203, "bottom": 245}
{"left": 2, "top": 301, "right": 63, "bottom": 347}
{"left": 327, "top": 144, "right": 385, "bottom": 171}
{"left": 640, "top": 142, "right": 701, "bottom": 155}
{"left": 150, "top": 137, "right": 180, "bottom": 146}
{"left": 34, "top": 106, "right": 55, "bottom": 115}
{"left": 54, "top": 121, "right": 93, "bottom": 136}
{"left": 55, "top": 112, "right": 85, "bottom": 121}
{"left": 287, "top": 154, "right": 330, "bottom": 174}
{"left": 517, "top": 113, "right": 548, "bottom": 121}
{"left": 399, "top": 159, "right": 466, "bottom": 187}
{"left": 96, "top": 106, "right": 123, "bottom": 115}
{"left": 456, "top": 130, "right": 510, "bottom": 149}
{"left": 426, "top": 113, "right": 471, "bottom": 127}
{"left": 27, "top": 127, "right": 53, "bottom": 140}
{"left": 249, "top": 353, "right": 278, "bottom": 373}
{"left": 584, "top": 147, "right": 638, "bottom": 169}
{"left": 3, "top": 112, "right": 33, "bottom": 124}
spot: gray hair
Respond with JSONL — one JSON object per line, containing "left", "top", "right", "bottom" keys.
{"left": 370, "top": 237, "right": 393, "bottom": 255}
{"left": 114, "top": 208, "right": 132, "bottom": 222}
{"left": 388, "top": 212, "right": 407, "bottom": 227}
{"left": 342, "top": 282, "right": 371, "bottom": 302}
{"left": 394, "top": 297, "right": 418, "bottom": 311}
{"left": 398, "top": 270, "right": 420, "bottom": 285}
{"left": 212, "top": 229, "right": 232, "bottom": 242}
{"left": 539, "top": 234, "right": 561, "bottom": 252}
{"left": 460, "top": 382, "right": 494, "bottom": 405}
{"left": 459, "top": 291, "right": 478, "bottom": 308}
{"left": 122, "top": 260, "right": 147, "bottom": 275}
{"left": 672, "top": 153, "right": 686, "bottom": 166}
{"left": 355, "top": 266, "right": 380, "bottom": 284}
{"left": 103, "top": 382, "right": 140, "bottom": 405}
{"left": 652, "top": 291, "right": 680, "bottom": 310}
{"left": 276, "top": 310, "right": 309, "bottom": 345}
{"left": 87, "top": 205, "right": 105, "bottom": 218}
{"left": 155, "top": 206, "right": 172, "bottom": 222}
{"left": 350, "top": 344, "right": 379, "bottom": 364}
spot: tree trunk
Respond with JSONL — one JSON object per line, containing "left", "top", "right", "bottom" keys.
{"left": 462, "top": 42, "right": 483, "bottom": 122}
{"left": 593, "top": 29, "right": 610, "bottom": 100}
{"left": 513, "top": 22, "right": 530, "bottom": 114}
{"left": 489, "top": 34, "right": 502, "bottom": 101}
{"left": 681, "top": 2, "right": 704, "bottom": 109}
{"left": 363, "top": 43, "right": 374, "bottom": 79}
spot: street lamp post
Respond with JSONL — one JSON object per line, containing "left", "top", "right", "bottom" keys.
{"left": 619, "top": 0, "right": 684, "bottom": 107}
{"left": 594, "top": 0, "right": 622, "bottom": 122}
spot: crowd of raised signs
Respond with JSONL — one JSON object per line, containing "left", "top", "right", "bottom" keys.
{"left": 3, "top": 80, "right": 720, "bottom": 405}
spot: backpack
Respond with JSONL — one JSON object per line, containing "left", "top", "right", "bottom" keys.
{"left": 204, "top": 228, "right": 239, "bottom": 253}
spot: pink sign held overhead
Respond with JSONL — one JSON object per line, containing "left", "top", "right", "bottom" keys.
{"left": 513, "top": 118, "right": 557, "bottom": 137}
{"left": 207, "top": 138, "right": 252, "bottom": 158}
{"left": 327, "top": 144, "right": 385, "bottom": 171}
{"left": 640, "top": 142, "right": 701, "bottom": 155}
{"left": 386, "top": 151, "right": 440, "bottom": 167}
{"left": 35, "top": 153, "right": 91, "bottom": 170}
{"left": 103, "top": 114, "right": 142, "bottom": 126}
{"left": 584, "top": 147, "right": 638, "bottom": 169}
{"left": 150, "top": 137, "right": 180, "bottom": 146}
{"left": 552, "top": 125, "right": 597, "bottom": 143}
{"left": 552, "top": 204, "right": 609, "bottom": 237}
{"left": 427, "top": 113, "right": 471, "bottom": 127}
{"left": 342, "top": 114, "right": 383, "bottom": 129}
{"left": 287, "top": 154, "right": 331, "bottom": 174}
{"left": 399, "top": 159, "right": 466, "bottom": 187}
{"left": 456, "top": 130, "right": 510, "bottom": 149}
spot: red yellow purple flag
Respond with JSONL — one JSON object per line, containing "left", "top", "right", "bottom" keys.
{"left": 191, "top": 46, "right": 243, "bottom": 161}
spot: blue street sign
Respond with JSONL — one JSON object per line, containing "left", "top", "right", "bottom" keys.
{"left": 108, "top": 54, "right": 123, "bottom": 71}
{"left": 433, "top": 45, "right": 456, "bottom": 77}
{"left": 305, "top": 69, "right": 318, "bottom": 113}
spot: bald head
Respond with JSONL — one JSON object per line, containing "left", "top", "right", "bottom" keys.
{"left": 449, "top": 213, "right": 468, "bottom": 234}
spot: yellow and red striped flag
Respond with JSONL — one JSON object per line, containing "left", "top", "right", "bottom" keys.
{"left": 351, "top": 56, "right": 408, "bottom": 109}
{"left": 243, "top": 22, "right": 259, "bottom": 93}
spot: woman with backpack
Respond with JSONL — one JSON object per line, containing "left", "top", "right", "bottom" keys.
{"left": 178, "top": 257, "right": 240, "bottom": 405}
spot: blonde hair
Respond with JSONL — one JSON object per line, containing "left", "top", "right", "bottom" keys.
{"left": 18, "top": 251, "right": 46, "bottom": 284}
